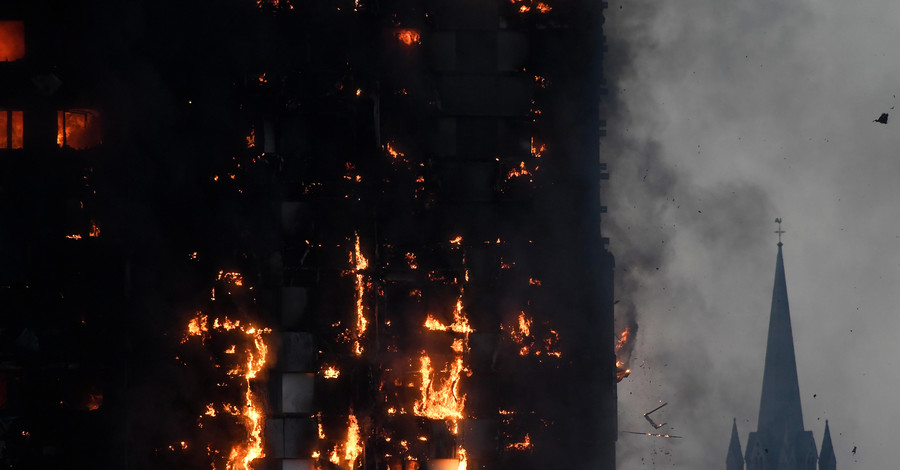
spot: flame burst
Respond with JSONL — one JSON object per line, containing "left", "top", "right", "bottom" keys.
{"left": 183, "top": 304, "right": 271, "bottom": 470}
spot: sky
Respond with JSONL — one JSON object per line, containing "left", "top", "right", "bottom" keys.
{"left": 603, "top": 0, "right": 900, "bottom": 468}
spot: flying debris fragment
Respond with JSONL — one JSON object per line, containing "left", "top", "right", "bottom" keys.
{"left": 851, "top": 446, "right": 857, "bottom": 455}
{"left": 643, "top": 402, "right": 668, "bottom": 429}
{"left": 873, "top": 113, "right": 888, "bottom": 124}
{"left": 622, "top": 431, "right": 683, "bottom": 439}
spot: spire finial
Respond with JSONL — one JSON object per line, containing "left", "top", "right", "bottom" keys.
{"left": 775, "top": 218, "right": 785, "bottom": 246}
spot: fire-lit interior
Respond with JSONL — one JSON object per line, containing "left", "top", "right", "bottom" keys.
{"left": 0, "top": 21, "right": 25, "bottom": 62}
{"left": 0, "top": 110, "right": 23, "bottom": 149}
{"left": 0, "top": 1, "right": 619, "bottom": 469}
{"left": 57, "top": 109, "right": 102, "bottom": 150}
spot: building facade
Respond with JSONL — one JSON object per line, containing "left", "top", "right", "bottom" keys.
{"left": 0, "top": 1, "right": 617, "bottom": 469}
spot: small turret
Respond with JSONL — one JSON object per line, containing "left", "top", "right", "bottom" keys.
{"left": 727, "top": 418, "right": 744, "bottom": 470}
{"left": 819, "top": 421, "right": 836, "bottom": 470}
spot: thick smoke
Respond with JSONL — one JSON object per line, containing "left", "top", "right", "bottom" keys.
{"left": 599, "top": 0, "right": 820, "bottom": 467}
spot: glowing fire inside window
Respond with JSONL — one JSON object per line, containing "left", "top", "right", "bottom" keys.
{"left": 0, "top": 110, "right": 23, "bottom": 149}
{"left": 57, "top": 109, "right": 102, "bottom": 150}
{"left": 0, "top": 21, "right": 25, "bottom": 62}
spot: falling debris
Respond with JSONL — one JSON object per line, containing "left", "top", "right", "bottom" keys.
{"left": 873, "top": 113, "right": 888, "bottom": 124}
{"left": 643, "top": 402, "right": 668, "bottom": 429}
{"left": 622, "top": 431, "right": 683, "bottom": 439}
{"left": 851, "top": 446, "right": 857, "bottom": 455}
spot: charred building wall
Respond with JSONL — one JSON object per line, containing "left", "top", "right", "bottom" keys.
{"left": 0, "top": 1, "right": 615, "bottom": 469}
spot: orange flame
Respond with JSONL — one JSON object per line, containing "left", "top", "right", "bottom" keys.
{"left": 217, "top": 271, "right": 244, "bottom": 287}
{"left": 343, "top": 414, "right": 363, "bottom": 469}
{"left": 423, "top": 297, "right": 473, "bottom": 335}
{"left": 615, "top": 327, "right": 633, "bottom": 382}
{"left": 530, "top": 138, "right": 546, "bottom": 158}
{"left": 351, "top": 233, "right": 370, "bottom": 355}
{"left": 324, "top": 366, "right": 341, "bottom": 379}
{"left": 405, "top": 252, "right": 418, "bottom": 270}
{"left": 414, "top": 354, "right": 466, "bottom": 434}
{"left": 506, "top": 161, "right": 536, "bottom": 182}
{"left": 386, "top": 141, "right": 405, "bottom": 160}
{"left": 615, "top": 328, "right": 631, "bottom": 353}
{"left": 88, "top": 220, "right": 101, "bottom": 238}
{"left": 246, "top": 126, "right": 256, "bottom": 148}
{"left": 508, "top": 312, "right": 561, "bottom": 359}
{"left": 507, "top": 433, "right": 532, "bottom": 451}
{"left": 510, "top": 0, "right": 552, "bottom": 14}
{"left": 183, "top": 298, "right": 271, "bottom": 470}
{"left": 395, "top": 29, "right": 421, "bottom": 46}
{"left": 86, "top": 392, "right": 103, "bottom": 411}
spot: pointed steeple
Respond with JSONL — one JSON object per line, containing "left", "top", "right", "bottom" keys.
{"left": 727, "top": 418, "right": 744, "bottom": 470}
{"left": 757, "top": 242, "right": 805, "bottom": 448}
{"left": 819, "top": 421, "right": 836, "bottom": 470}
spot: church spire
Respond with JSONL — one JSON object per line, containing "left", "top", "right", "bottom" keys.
{"left": 757, "top": 236, "right": 805, "bottom": 448}
{"left": 819, "top": 421, "right": 836, "bottom": 470}
{"left": 727, "top": 418, "right": 744, "bottom": 470}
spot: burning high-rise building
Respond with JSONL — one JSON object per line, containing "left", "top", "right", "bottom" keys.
{"left": 0, "top": 1, "right": 617, "bottom": 469}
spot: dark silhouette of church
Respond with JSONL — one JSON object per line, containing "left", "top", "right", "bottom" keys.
{"left": 727, "top": 240, "right": 837, "bottom": 470}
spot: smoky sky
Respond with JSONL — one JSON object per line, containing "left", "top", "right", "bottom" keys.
{"left": 603, "top": 0, "right": 900, "bottom": 468}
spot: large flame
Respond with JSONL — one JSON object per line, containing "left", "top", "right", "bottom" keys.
{"left": 413, "top": 354, "right": 466, "bottom": 430}
{"left": 183, "top": 273, "right": 271, "bottom": 470}
{"left": 351, "top": 233, "right": 370, "bottom": 355}
{"left": 344, "top": 413, "right": 363, "bottom": 469}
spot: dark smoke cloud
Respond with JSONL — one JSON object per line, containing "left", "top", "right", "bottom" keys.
{"left": 598, "top": 0, "right": 818, "bottom": 466}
